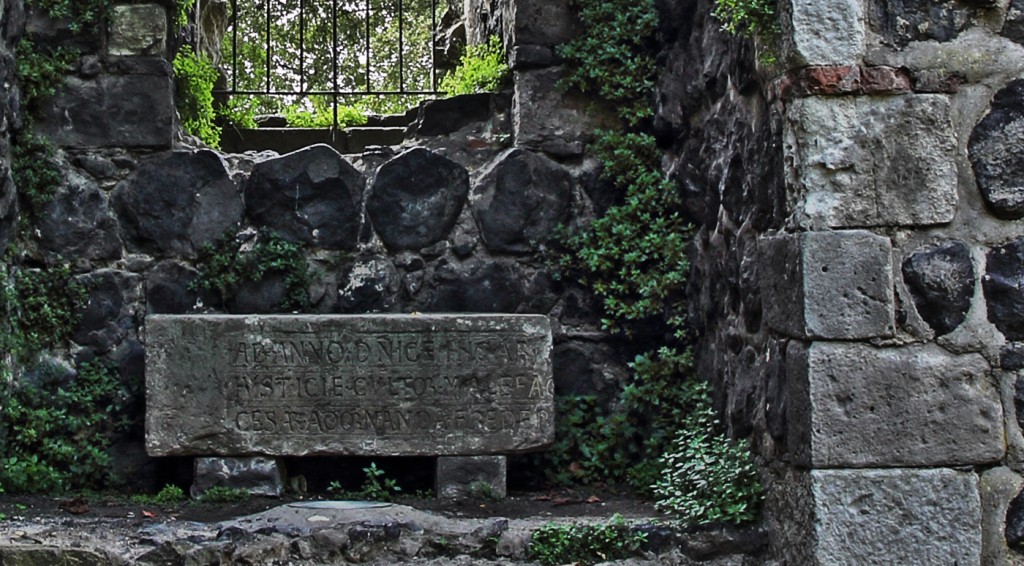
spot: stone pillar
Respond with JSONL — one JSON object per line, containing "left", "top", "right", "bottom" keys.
{"left": 752, "top": 0, "right": 1024, "bottom": 562}
{"left": 436, "top": 456, "right": 507, "bottom": 499}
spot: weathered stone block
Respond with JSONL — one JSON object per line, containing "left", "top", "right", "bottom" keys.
{"left": 758, "top": 230, "right": 895, "bottom": 340}
{"left": 785, "top": 0, "right": 864, "bottom": 65}
{"left": 367, "top": 148, "right": 470, "bottom": 251}
{"left": 770, "top": 468, "right": 981, "bottom": 565}
{"left": 473, "top": 148, "right": 573, "bottom": 254}
{"left": 787, "top": 342, "right": 1004, "bottom": 467}
{"left": 436, "top": 456, "right": 507, "bottom": 499}
{"left": 507, "top": 0, "right": 576, "bottom": 47}
{"left": 36, "top": 72, "right": 173, "bottom": 149}
{"left": 108, "top": 4, "right": 167, "bottom": 57}
{"left": 245, "top": 144, "right": 364, "bottom": 251}
{"left": 191, "top": 456, "right": 286, "bottom": 499}
{"left": 514, "top": 68, "right": 603, "bottom": 157}
{"left": 785, "top": 95, "right": 957, "bottom": 228}
{"left": 113, "top": 150, "right": 242, "bottom": 259}
{"left": 981, "top": 467, "right": 1024, "bottom": 565}
{"left": 984, "top": 237, "right": 1024, "bottom": 340}
{"left": 146, "top": 315, "right": 554, "bottom": 456}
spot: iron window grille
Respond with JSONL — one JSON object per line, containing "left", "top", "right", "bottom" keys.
{"left": 212, "top": 0, "right": 443, "bottom": 128}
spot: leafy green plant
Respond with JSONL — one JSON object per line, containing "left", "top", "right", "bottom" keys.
{"left": 192, "top": 230, "right": 310, "bottom": 312}
{"left": 132, "top": 484, "right": 187, "bottom": 506}
{"left": 3, "top": 264, "right": 85, "bottom": 356}
{"left": 440, "top": 35, "right": 509, "bottom": 96}
{"left": 283, "top": 97, "right": 368, "bottom": 128}
{"left": 199, "top": 486, "right": 251, "bottom": 503}
{"left": 713, "top": 0, "right": 778, "bottom": 38}
{"left": 173, "top": 45, "right": 222, "bottom": 148}
{"left": 528, "top": 515, "right": 647, "bottom": 566}
{"left": 327, "top": 462, "right": 403, "bottom": 501}
{"left": 11, "top": 132, "right": 62, "bottom": 217}
{"left": 0, "top": 361, "right": 129, "bottom": 493}
{"left": 176, "top": 0, "right": 197, "bottom": 28}
{"left": 15, "top": 40, "right": 78, "bottom": 111}
{"left": 558, "top": 131, "right": 690, "bottom": 337}
{"left": 557, "top": 0, "right": 658, "bottom": 125}
{"left": 652, "top": 381, "right": 763, "bottom": 525}
{"left": 27, "top": 0, "right": 111, "bottom": 34}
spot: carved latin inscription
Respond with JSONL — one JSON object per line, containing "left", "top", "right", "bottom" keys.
{"left": 145, "top": 315, "right": 554, "bottom": 456}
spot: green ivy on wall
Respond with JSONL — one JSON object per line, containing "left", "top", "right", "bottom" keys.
{"left": 551, "top": 0, "right": 763, "bottom": 526}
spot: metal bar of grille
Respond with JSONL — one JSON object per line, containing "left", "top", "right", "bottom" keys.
{"left": 231, "top": 0, "right": 238, "bottom": 92}
{"left": 364, "top": 0, "right": 371, "bottom": 93}
{"left": 430, "top": 0, "right": 436, "bottom": 91}
{"left": 332, "top": 0, "right": 339, "bottom": 133}
{"left": 299, "top": 0, "right": 305, "bottom": 93}
{"left": 264, "top": 0, "right": 271, "bottom": 94}
{"left": 397, "top": 0, "right": 404, "bottom": 92}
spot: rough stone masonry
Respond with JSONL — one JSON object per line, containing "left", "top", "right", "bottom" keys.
{"left": 146, "top": 314, "right": 554, "bottom": 457}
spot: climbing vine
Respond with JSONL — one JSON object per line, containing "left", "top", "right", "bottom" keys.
{"left": 550, "top": 0, "right": 763, "bottom": 524}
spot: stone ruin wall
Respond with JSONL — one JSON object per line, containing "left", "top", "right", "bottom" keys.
{"left": 3, "top": 0, "right": 1024, "bottom": 561}
{"left": 0, "top": 0, "right": 632, "bottom": 487}
{"left": 667, "top": 0, "right": 1024, "bottom": 562}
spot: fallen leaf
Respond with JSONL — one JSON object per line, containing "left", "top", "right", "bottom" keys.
{"left": 552, "top": 497, "right": 573, "bottom": 506}
{"left": 585, "top": 495, "right": 602, "bottom": 504}
{"left": 142, "top": 510, "right": 158, "bottom": 518}
{"left": 532, "top": 495, "right": 552, "bottom": 501}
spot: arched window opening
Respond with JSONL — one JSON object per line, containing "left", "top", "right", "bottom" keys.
{"left": 209, "top": 0, "right": 452, "bottom": 131}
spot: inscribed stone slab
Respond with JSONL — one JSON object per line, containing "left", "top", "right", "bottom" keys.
{"left": 146, "top": 315, "right": 554, "bottom": 456}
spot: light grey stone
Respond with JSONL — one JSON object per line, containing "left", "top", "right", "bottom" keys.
{"left": 108, "top": 4, "right": 167, "bottom": 57}
{"left": 980, "top": 467, "right": 1024, "bottom": 565}
{"left": 146, "top": 315, "right": 554, "bottom": 456}
{"left": 758, "top": 230, "right": 895, "bottom": 340}
{"left": 507, "top": 0, "right": 575, "bottom": 47}
{"left": 785, "top": 95, "right": 957, "bottom": 228}
{"left": 787, "top": 341, "right": 1004, "bottom": 467}
{"left": 191, "top": 456, "right": 286, "bottom": 499}
{"left": 436, "top": 456, "right": 507, "bottom": 499}
{"left": 770, "top": 468, "right": 982, "bottom": 565}
{"left": 785, "top": 0, "right": 864, "bottom": 65}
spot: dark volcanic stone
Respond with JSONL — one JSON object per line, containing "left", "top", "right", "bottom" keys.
{"left": 337, "top": 256, "right": 401, "bottom": 313}
{"left": 901, "top": 240, "right": 975, "bottom": 336}
{"left": 869, "top": 0, "right": 977, "bottom": 47}
{"left": 1015, "top": 374, "right": 1024, "bottom": 430}
{"left": 37, "top": 169, "right": 122, "bottom": 261}
{"left": 984, "top": 237, "right": 1024, "bottom": 340}
{"left": 36, "top": 73, "right": 173, "bottom": 149}
{"left": 473, "top": 149, "right": 573, "bottom": 254}
{"left": 420, "top": 259, "right": 523, "bottom": 313}
{"left": 112, "top": 150, "right": 242, "bottom": 258}
{"left": 367, "top": 148, "right": 470, "bottom": 251}
{"left": 245, "top": 144, "right": 365, "bottom": 250}
{"left": 145, "top": 261, "right": 200, "bottom": 314}
{"left": 1003, "top": 343, "right": 1024, "bottom": 371}
{"left": 1004, "top": 0, "right": 1024, "bottom": 44}
{"left": 414, "top": 94, "right": 492, "bottom": 136}
{"left": 72, "top": 269, "right": 141, "bottom": 353}
{"left": 969, "top": 79, "right": 1024, "bottom": 219}
{"left": 1007, "top": 484, "right": 1024, "bottom": 550}
{"left": 229, "top": 272, "right": 290, "bottom": 314}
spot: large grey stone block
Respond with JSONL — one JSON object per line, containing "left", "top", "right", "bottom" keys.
{"left": 36, "top": 71, "right": 173, "bottom": 149}
{"left": 769, "top": 468, "right": 981, "bottom": 565}
{"left": 787, "top": 341, "right": 1004, "bottom": 467}
{"left": 785, "top": 95, "right": 957, "bottom": 228}
{"left": 785, "top": 0, "right": 864, "bottom": 65}
{"left": 146, "top": 315, "right": 554, "bottom": 456}
{"left": 759, "top": 230, "right": 895, "bottom": 340}
{"left": 513, "top": 67, "right": 611, "bottom": 157}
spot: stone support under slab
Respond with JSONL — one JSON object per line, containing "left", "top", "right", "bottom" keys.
{"left": 436, "top": 456, "right": 507, "bottom": 499}
{"left": 191, "top": 456, "right": 286, "bottom": 499}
